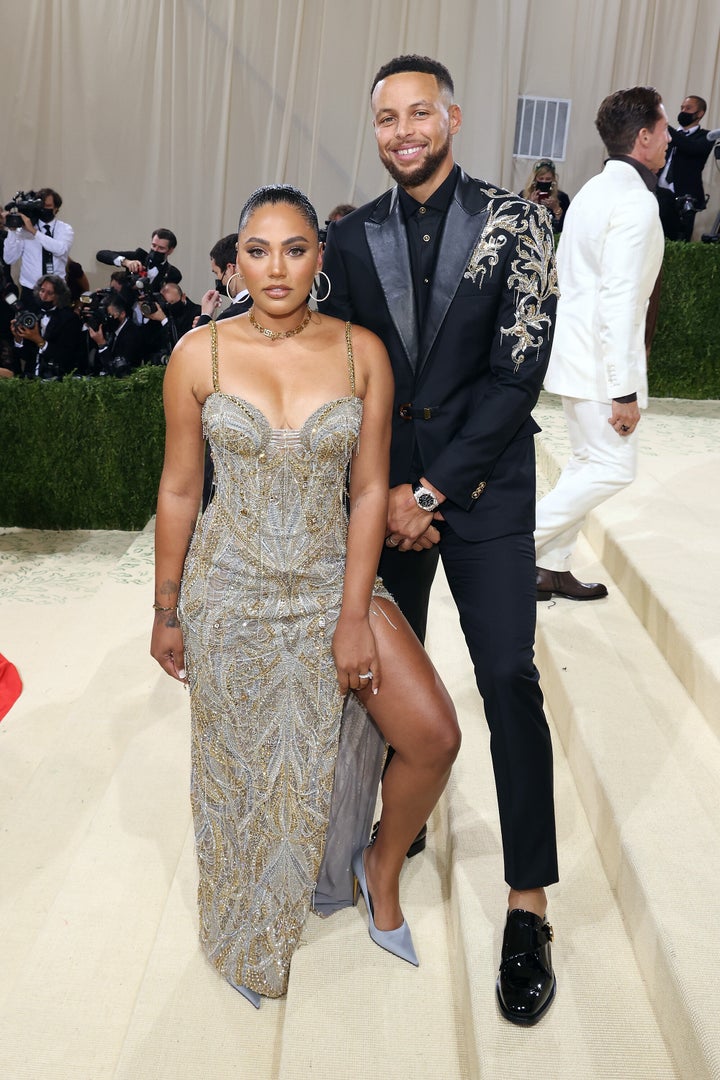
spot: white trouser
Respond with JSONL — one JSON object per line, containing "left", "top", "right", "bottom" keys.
{"left": 534, "top": 397, "right": 638, "bottom": 572}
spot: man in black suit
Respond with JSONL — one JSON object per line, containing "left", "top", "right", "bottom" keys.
{"left": 86, "top": 292, "right": 146, "bottom": 376}
{"left": 96, "top": 227, "right": 182, "bottom": 287}
{"left": 10, "top": 273, "right": 83, "bottom": 378}
{"left": 144, "top": 281, "right": 201, "bottom": 352}
{"left": 657, "top": 94, "right": 713, "bottom": 240}
{"left": 323, "top": 54, "right": 559, "bottom": 1025}
{"left": 195, "top": 233, "right": 252, "bottom": 330}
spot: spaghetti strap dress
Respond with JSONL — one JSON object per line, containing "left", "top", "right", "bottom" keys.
{"left": 178, "top": 320, "right": 388, "bottom": 998}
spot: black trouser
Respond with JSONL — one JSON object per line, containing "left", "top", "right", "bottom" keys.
{"left": 378, "top": 524, "right": 558, "bottom": 890}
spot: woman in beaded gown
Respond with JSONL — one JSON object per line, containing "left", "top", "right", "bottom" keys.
{"left": 151, "top": 186, "right": 459, "bottom": 1008}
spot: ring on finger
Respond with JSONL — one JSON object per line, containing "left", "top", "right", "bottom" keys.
{"left": 358, "top": 670, "right": 373, "bottom": 680}
{"left": 620, "top": 424, "right": 629, "bottom": 432}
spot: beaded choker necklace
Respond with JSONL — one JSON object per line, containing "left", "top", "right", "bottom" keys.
{"left": 248, "top": 307, "right": 311, "bottom": 340}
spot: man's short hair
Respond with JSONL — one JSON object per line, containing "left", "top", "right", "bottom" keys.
{"left": 687, "top": 94, "right": 707, "bottom": 115}
{"left": 108, "top": 292, "right": 132, "bottom": 318}
{"left": 371, "top": 55, "right": 454, "bottom": 98}
{"left": 152, "top": 228, "right": 177, "bottom": 251}
{"left": 38, "top": 187, "right": 62, "bottom": 211}
{"left": 210, "top": 233, "right": 238, "bottom": 270}
{"left": 327, "top": 204, "right": 356, "bottom": 221}
{"left": 595, "top": 87, "right": 663, "bottom": 155}
{"left": 160, "top": 282, "right": 184, "bottom": 302}
{"left": 34, "top": 273, "right": 71, "bottom": 308}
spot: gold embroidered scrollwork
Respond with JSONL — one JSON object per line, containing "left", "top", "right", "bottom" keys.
{"left": 465, "top": 196, "right": 559, "bottom": 371}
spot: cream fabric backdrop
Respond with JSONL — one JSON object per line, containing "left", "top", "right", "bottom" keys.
{"left": 1, "top": 0, "right": 719, "bottom": 301}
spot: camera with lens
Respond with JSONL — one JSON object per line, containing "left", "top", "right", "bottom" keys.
{"left": 127, "top": 272, "right": 165, "bottom": 318}
{"left": 14, "top": 308, "right": 40, "bottom": 332}
{"left": 78, "top": 288, "right": 113, "bottom": 333}
{"left": 4, "top": 190, "right": 44, "bottom": 230}
{"left": 675, "top": 194, "right": 698, "bottom": 216}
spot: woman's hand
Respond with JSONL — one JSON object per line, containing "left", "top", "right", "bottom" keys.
{"left": 150, "top": 609, "right": 187, "bottom": 682}
{"left": 332, "top": 611, "right": 380, "bottom": 696}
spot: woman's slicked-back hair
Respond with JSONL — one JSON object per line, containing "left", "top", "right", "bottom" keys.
{"left": 238, "top": 185, "right": 319, "bottom": 239}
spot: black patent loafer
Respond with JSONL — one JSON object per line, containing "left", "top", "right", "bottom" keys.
{"left": 496, "top": 908, "right": 556, "bottom": 1025}
{"left": 370, "top": 821, "right": 427, "bottom": 859}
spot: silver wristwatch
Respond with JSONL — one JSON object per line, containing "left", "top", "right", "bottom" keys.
{"left": 412, "top": 482, "right": 439, "bottom": 512}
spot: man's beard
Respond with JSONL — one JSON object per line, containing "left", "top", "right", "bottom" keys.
{"left": 381, "top": 134, "right": 451, "bottom": 190}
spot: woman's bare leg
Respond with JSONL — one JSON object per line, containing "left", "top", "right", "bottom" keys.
{"left": 355, "top": 598, "right": 460, "bottom": 931}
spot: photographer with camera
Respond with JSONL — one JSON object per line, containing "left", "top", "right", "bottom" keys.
{"left": 86, "top": 291, "right": 146, "bottom": 377}
{"left": 96, "top": 228, "right": 182, "bottom": 291}
{"left": 1, "top": 189, "right": 74, "bottom": 304}
{"left": 520, "top": 160, "right": 571, "bottom": 233}
{"left": 143, "top": 281, "right": 201, "bottom": 357}
{"left": 9, "top": 274, "right": 83, "bottom": 379}
{"left": 657, "top": 94, "right": 714, "bottom": 240}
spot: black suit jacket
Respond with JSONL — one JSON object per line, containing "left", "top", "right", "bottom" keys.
{"left": 95, "top": 247, "right": 182, "bottom": 286}
{"left": 95, "top": 317, "right": 147, "bottom": 375}
{"left": 667, "top": 126, "right": 713, "bottom": 202}
{"left": 15, "top": 307, "right": 83, "bottom": 379}
{"left": 195, "top": 292, "right": 253, "bottom": 329}
{"left": 322, "top": 169, "right": 558, "bottom": 541}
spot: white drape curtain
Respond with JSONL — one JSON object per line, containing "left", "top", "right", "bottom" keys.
{"left": 1, "top": 0, "right": 719, "bottom": 300}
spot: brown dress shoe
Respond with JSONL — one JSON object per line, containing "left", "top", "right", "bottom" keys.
{"left": 536, "top": 567, "right": 608, "bottom": 601}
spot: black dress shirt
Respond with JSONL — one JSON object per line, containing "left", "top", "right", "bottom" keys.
{"left": 397, "top": 165, "right": 459, "bottom": 327}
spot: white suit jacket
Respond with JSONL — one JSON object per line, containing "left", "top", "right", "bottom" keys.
{"left": 544, "top": 159, "right": 664, "bottom": 408}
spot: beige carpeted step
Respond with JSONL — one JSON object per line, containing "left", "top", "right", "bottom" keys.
{"left": 424, "top": 568, "right": 678, "bottom": 1080}
{"left": 533, "top": 395, "right": 720, "bottom": 1080}
{"left": 535, "top": 394, "right": 720, "bottom": 735}
{"left": 0, "top": 515, "right": 686, "bottom": 1078}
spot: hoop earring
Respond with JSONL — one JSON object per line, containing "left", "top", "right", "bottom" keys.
{"left": 310, "top": 270, "right": 331, "bottom": 304}
{"left": 225, "top": 272, "right": 243, "bottom": 300}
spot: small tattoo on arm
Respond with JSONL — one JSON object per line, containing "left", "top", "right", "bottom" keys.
{"left": 159, "top": 578, "right": 179, "bottom": 599}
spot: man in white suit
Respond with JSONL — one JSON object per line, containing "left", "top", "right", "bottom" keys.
{"left": 535, "top": 86, "right": 668, "bottom": 600}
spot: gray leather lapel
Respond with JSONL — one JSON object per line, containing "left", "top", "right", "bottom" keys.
{"left": 418, "top": 196, "right": 490, "bottom": 375}
{"left": 365, "top": 190, "right": 418, "bottom": 370}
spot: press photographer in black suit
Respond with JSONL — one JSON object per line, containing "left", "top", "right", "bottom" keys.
{"left": 10, "top": 274, "right": 83, "bottom": 378}
{"left": 657, "top": 94, "right": 714, "bottom": 240}
{"left": 96, "top": 227, "right": 182, "bottom": 288}
{"left": 144, "top": 281, "right": 201, "bottom": 354}
{"left": 86, "top": 292, "right": 146, "bottom": 376}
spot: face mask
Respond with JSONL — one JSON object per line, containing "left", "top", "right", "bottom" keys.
{"left": 168, "top": 300, "right": 185, "bottom": 316}
{"left": 214, "top": 278, "right": 225, "bottom": 293}
{"left": 146, "top": 250, "right": 165, "bottom": 270}
{"left": 678, "top": 111, "right": 696, "bottom": 126}
{"left": 38, "top": 298, "right": 54, "bottom": 311}
{"left": 39, "top": 208, "right": 55, "bottom": 223}
{"left": 106, "top": 316, "right": 119, "bottom": 331}
{"left": 535, "top": 180, "right": 553, "bottom": 193}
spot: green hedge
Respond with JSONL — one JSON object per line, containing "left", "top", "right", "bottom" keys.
{"left": 0, "top": 365, "right": 165, "bottom": 529}
{"left": 650, "top": 240, "right": 720, "bottom": 398}
{"left": 1, "top": 241, "right": 719, "bottom": 529}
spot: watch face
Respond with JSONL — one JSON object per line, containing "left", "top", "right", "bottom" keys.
{"left": 414, "top": 486, "right": 438, "bottom": 511}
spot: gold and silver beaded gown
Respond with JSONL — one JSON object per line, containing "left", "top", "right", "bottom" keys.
{"left": 178, "top": 321, "right": 387, "bottom": 999}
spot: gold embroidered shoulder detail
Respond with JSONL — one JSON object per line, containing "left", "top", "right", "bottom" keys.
{"left": 465, "top": 193, "right": 559, "bottom": 371}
